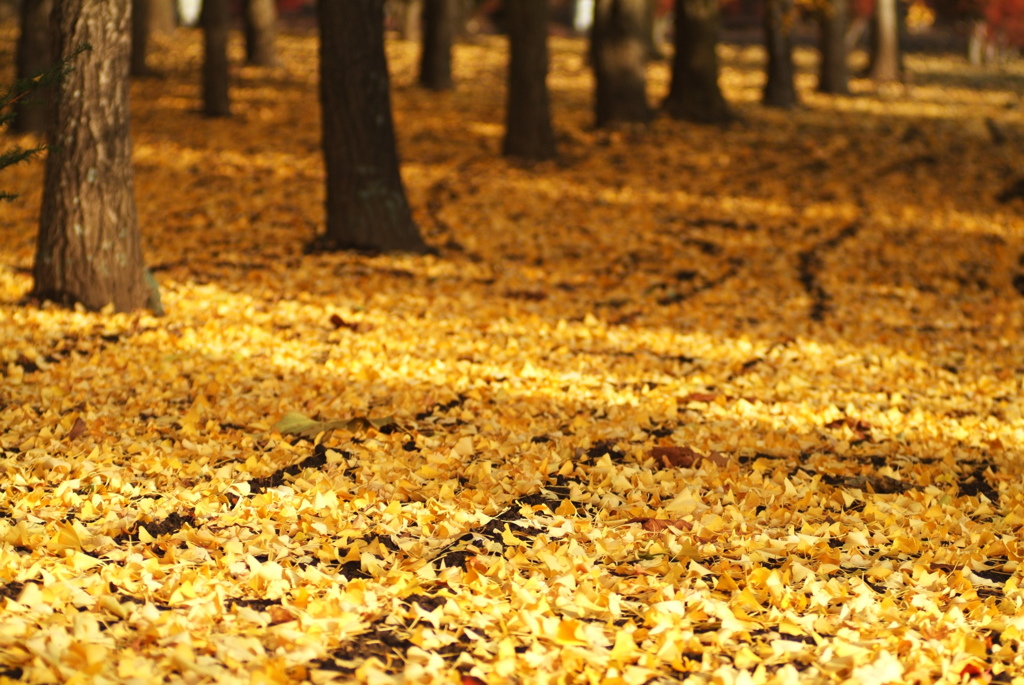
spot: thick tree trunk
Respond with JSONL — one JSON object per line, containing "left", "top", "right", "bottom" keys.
{"left": 243, "top": 0, "right": 278, "bottom": 66}
{"left": 867, "top": 0, "right": 901, "bottom": 81}
{"left": 419, "top": 0, "right": 455, "bottom": 90}
{"left": 762, "top": 0, "right": 798, "bottom": 108}
{"left": 202, "top": 0, "right": 230, "bottom": 116}
{"left": 641, "top": 0, "right": 662, "bottom": 59}
{"left": 662, "top": 0, "right": 731, "bottom": 123}
{"left": 33, "top": 0, "right": 150, "bottom": 313}
{"left": 817, "top": 0, "right": 849, "bottom": 94}
{"left": 592, "top": 0, "right": 651, "bottom": 127}
{"left": 503, "top": 0, "right": 557, "bottom": 160}
{"left": 14, "top": 0, "right": 53, "bottom": 135}
{"left": 130, "top": 0, "right": 151, "bottom": 76}
{"left": 317, "top": 0, "right": 427, "bottom": 253}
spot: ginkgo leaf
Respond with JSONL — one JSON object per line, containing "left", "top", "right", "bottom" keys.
{"left": 1, "top": 22, "right": 1021, "bottom": 685}
{"left": 272, "top": 411, "right": 402, "bottom": 438}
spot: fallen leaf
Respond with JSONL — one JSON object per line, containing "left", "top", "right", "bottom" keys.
{"left": 273, "top": 411, "right": 403, "bottom": 439}
{"left": 651, "top": 446, "right": 729, "bottom": 469}
{"left": 627, "top": 517, "right": 694, "bottom": 532}
{"left": 67, "top": 417, "right": 87, "bottom": 440}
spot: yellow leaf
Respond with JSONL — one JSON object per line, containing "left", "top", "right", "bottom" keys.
{"left": 555, "top": 499, "right": 577, "bottom": 517}
{"left": 554, "top": 618, "right": 588, "bottom": 646}
{"left": 715, "top": 572, "right": 739, "bottom": 593}
{"left": 501, "top": 524, "right": 524, "bottom": 546}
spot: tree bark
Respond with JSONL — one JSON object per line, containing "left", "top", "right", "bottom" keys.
{"left": 13, "top": 0, "right": 53, "bottom": 135}
{"left": 762, "top": 0, "right": 798, "bottom": 108}
{"left": 591, "top": 0, "right": 651, "bottom": 127}
{"left": 202, "top": 0, "right": 230, "bottom": 116}
{"left": 317, "top": 0, "right": 427, "bottom": 253}
{"left": 662, "top": 0, "right": 731, "bottom": 123}
{"left": 641, "top": 0, "right": 661, "bottom": 59}
{"left": 867, "top": 0, "right": 901, "bottom": 81}
{"left": 32, "top": 0, "right": 151, "bottom": 313}
{"left": 967, "top": 18, "right": 986, "bottom": 65}
{"left": 817, "top": 0, "right": 849, "bottom": 94}
{"left": 130, "top": 0, "right": 151, "bottom": 76}
{"left": 243, "top": 0, "right": 278, "bottom": 66}
{"left": 419, "top": 0, "right": 455, "bottom": 90}
{"left": 400, "top": 0, "right": 424, "bottom": 41}
{"left": 150, "top": 0, "right": 178, "bottom": 34}
{"left": 503, "top": 0, "right": 557, "bottom": 160}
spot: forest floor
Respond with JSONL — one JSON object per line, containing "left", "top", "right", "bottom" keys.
{"left": 3, "top": 23, "right": 1024, "bottom": 685}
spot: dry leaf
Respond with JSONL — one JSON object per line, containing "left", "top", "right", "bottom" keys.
{"left": 651, "top": 446, "right": 729, "bottom": 469}
{"left": 627, "top": 517, "right": 694, "bottom": 532}
{"left": 67, "top": 417, "right": 87, "bottom": 440}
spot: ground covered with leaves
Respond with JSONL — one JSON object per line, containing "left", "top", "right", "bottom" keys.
{"left": 2, "top": 23, "right": 1024, "bottom": 685}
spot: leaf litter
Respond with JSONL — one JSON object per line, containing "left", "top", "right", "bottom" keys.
{"left": 1, "top": 22, "right": 1024, "bottom": 685}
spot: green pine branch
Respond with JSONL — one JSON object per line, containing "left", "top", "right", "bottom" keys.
{"left": 1, "top": 43, "right": 90, "bottom": 203}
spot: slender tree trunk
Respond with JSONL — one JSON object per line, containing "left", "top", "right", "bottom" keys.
{"left": 817, "top": 0, "right": 849, "bottom": 94}
{"left": 202, "top": 0, "right": 230, "bottom": 116}
{"left": 592, "top": 0, "right": 651, "bottom": 127}
{"left": 13, "top": 0, "right": 53, "bottom": 135}
{"left": 400, "top": 0, "right": 424, "bottom": 40}
{"left": 419, "top": 0, "right": 455, "bottom": 90}
{"left": 317, "top": 0, "right": 427, "bottom": 253}
{"left": 150, "top": 0, "right": 177, "bottom": 34}
{"left": 503, "top": 0, "right": 557, "bottom": 160}
{"left": 762, "top": 0, "right": 798, "bottom": 108}
{"left": 33, "top": 0, "right": 151, "bottom": 313}
{"left": 130, "top": 0, "right": 151, "bottom": 76}
{"left": 243, "top": 0, "right": 278, "bottom": 66}
{"left": 867, "top": 0, "right": 901, "bottom": 81}
{"left": 662, "top": 0, "right": 731, "bottom": 123}
{"left": 967, "top": 18, "right": 986, "bottom": 65}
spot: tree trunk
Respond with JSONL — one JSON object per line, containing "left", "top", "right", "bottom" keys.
{"left": 762, "top": 0, "right": 798, "bottom": 108}
{"left": 150, "top": 0, "right": 178, "bottom": 34}
{"left": 592, "top": 0, "right": 651, "bottom": 127}
{"left": 130, "top": 0, "right": 151, "bottom": 76}
{"left": 817, "top": 0, "right": 849, "bottom": 94}
{"left": 202, "top": 0, "right": 230, "bottom": 116}
{"left": 503, "top": 0, "right": 557, "bottom": 160}
{"left": 400, "top": 0, "right": 424, "bottom": 41}
{"left": 967, "top": 19, "right": 986, "bottom": 66}
{"left": 867, "top": 0, "right": 901, "bottom": 81}
{"left": 243, "top": 0, "right": 278, "bottom": 66}
{"left": 419, "top": 0, "right": 455, "bottom": 90}
{"left": 317, "top": 0, "right": 427, "bottom": 253}
{"left": 662, "top": 0, "right": 731, "bottom": 123}
{"left": 32, "top": 0, "right": 151, "bottom": 313}
{"left": 14, "top": 0, "right": 53, "bottom": 135}
{"left": 641, "top": 0, "right": 662, "bottom": 59}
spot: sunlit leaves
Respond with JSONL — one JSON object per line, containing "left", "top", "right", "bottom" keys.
{"left": 1, "top": 20, "right": 1024, "bottom": 685}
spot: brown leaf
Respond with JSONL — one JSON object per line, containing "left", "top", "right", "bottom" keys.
{"left": 329, "top": 313, "right": 366, "bottom": 331}
{"left": 678, "top": 392, "right": 720, "bottom": 404}
{"left": 651, "top": 445, "right": 730, "bottom": 469}
{"left": 268, "top": 605, "right": 296, "bottom": 625}
{"left": 824, "top": 417, "right": 873, "bottom": 442}
{"left": 67, "top": 417, "right": 87, "bottom": 441}
{"left": 627, "top": 517, "right": 694, "bottom": 532}
{"left": 703, "top": 451, "right": 730, "bottom": 467}
{"left": 651, "top": 445, "right": 700, "bottom": 468}
{"left": 504, "top": 289, "right": 548, "bottom": 301}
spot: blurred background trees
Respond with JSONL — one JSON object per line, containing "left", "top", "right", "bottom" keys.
{"left": 4, "top": 0, "right": 1023, "bottom": 312}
